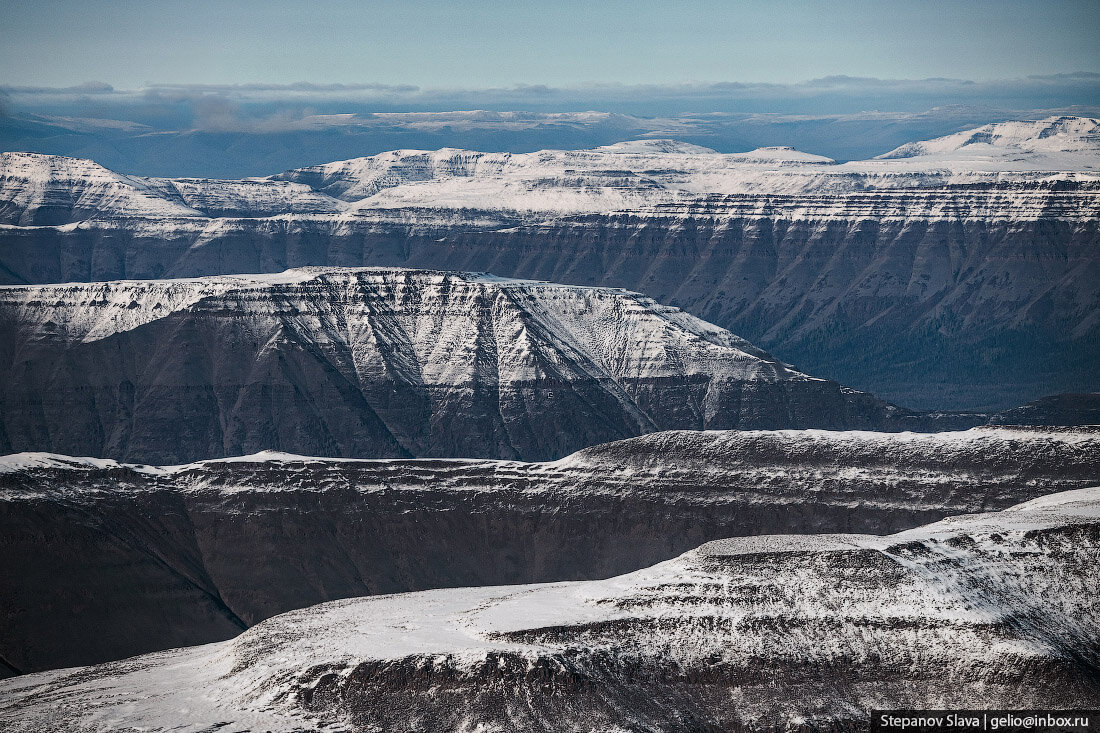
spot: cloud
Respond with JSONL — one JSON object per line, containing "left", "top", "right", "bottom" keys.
{"left": 0, "top": 81, "right": 115, "bottom": 95}
{"left": 4, "top": 73, "right": 1098, "bottom": 110}
{"left": 147, "top": 81, "right": 420, "bottom": 94}
{"left": 1, "top": 73, "right": 1097, "bottom": 138}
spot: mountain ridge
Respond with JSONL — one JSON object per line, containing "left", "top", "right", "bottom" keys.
{"left": 2, "top": 425, "right": 1096, "bottom": 675}
{"left": 2, "top": 267, "right": 930, "bottom": 464}
{"left": 1, "top": 117, "right": 1097, "bottom": 410}
{"left": 2, "top": 116, "right": 1097, "bottom": 224}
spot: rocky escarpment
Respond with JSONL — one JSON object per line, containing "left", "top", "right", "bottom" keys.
{"left": 1, "top": 426, "right": 1097, "bottom": 675}
{"left": 2, "top": 483, "right": 1097, "bottom": 731}
{"left": 1, "top": 117, "right": 1097, "bottom": 409}
{"left": 0, "top": 267, "right": 937, "bottom": 464}
{"left": 4, "top": 199, "right": 1094, "bottom": 411}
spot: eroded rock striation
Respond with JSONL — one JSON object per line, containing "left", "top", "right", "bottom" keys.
{"left": 0, "top": 266, "right": 933, "bottom": 464}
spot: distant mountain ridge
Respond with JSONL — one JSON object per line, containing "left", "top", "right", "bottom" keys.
{"left": 1, "top": 116, "right": 1097, "bottom": 225}
{"left": 878, "top": 115, "right": 1100, "bottom": 159}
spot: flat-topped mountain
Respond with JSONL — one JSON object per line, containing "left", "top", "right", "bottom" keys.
{"left": 0, "top": 267, "right": 923, "bottom": 464}
{"left": 1, "top": 117, "right": 1097, "bottom": 410}
{"left": 3, "top": 481, "right": 1097, "bottom": 730}
{"left": 2, "top": 426, "right": 1096, "bottom": 675}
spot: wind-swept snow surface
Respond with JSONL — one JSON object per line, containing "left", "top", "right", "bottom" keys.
{"left": 2, "top": 485, "right": 1097, "bottom": 731}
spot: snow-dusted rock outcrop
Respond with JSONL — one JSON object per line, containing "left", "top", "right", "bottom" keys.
{"left": 3, "top": 118, "right": 1097, "bottom": 225}
{"left": 3, "top": 480, "right": 1097, "bottom": 730}
{"left": 1, "top": 426, "right": 1096, "bottom": 675}
{"left": 0, "top": 267, "right": 925, "bottom": 464}
{"left": 0, "top": 152, "right": 202, "bottom": 225}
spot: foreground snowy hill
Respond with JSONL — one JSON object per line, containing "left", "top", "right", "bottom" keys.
{"left": 3, "top": 482, "right": 1097, "bottom": 731}
{"left": 2, "top": 426, "right": 1096, "bottom": 674}
{"left": 2, "top": 117, "right": 1096, "bottom": 410}
{"left": 0, "top": 266, "right": 942, "bottom": 464}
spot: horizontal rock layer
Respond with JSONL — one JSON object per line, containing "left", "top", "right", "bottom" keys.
{"left": 1, "top": 426, "right": 1097, "bottom": 674}
{"left": 1, "top": 196, "right": 1095, "bottom": 410}
{"left": 2, "top": 117, "right": 1099, "bottom": 411}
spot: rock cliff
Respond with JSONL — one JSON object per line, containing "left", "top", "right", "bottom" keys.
{"left": 2, "top": 117, "right": 1096, "bottom": 409}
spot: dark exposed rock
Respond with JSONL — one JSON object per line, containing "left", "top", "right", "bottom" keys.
{"left": 1, "top": 426, "right": 1096, "bottom": 675}
{"left": 988, "top": 392, "right": 1100, "bottom": 426}
{"left": 0, "top": 267, "right": 952, "bottom": 464}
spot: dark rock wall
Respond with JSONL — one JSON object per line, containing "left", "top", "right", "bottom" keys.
{"left": 2, "top": 201, "right": 1095, "bottom": 410}
{"left": 0, "top": 274, "right": 918, "bottom": 464}
{"left": 3, "top": 428, "right": 1097, "bottom": 674}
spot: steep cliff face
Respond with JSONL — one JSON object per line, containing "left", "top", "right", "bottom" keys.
{"left": 0, "top": 267, "right": 921, "bottom": 464}
{"left": 3, "top": 482, "right": 1097, "bottom": 731}
{"left": 1, "top": 426, "right": 1096, "bottom": 675}
{"left": 2, "top": 118, "right": 1097, "bottom": 409}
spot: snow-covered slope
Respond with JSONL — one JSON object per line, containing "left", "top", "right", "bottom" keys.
{"left": 265, "top": 116, "right": 1100, "bottom": 212}
{"left": 3, "top": 483, "right": 1097, "bottom": 731}
{"left": 1, "top": 267, "right": 920, "bottom": 464}
{"left": 0, "top": 152, "right": 202, "bottom": 224}
{"left": 2, "top": 116, "right": 1095, "bottom": 221}
{"left": 879, "top": 115, "right": 1100, "bottom": 162}
{"left": 141, "top": 176, "right": 347, "bottom": 217}
{"left": 2, "top": 426, "right": 1096, "bottom": 676}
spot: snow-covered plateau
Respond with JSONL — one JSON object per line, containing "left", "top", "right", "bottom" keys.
{"left": 2, "top": 116, "right": 1097, "bottom": 224}
{"left": 2, "top": 117, "right": 1097, "bottom": 410}
{"left": 1, "top": 426, "right": 1097, "bottom": 676}
{"left": 2, "top": 481, "right": 1097, "bottom": 731}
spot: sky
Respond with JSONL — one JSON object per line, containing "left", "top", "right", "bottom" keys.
{"left": 1, "top": 0, "right": 1098, "bottom": 89}
{"left": 1, "top": 0, "right": 1098, "bottom": 176}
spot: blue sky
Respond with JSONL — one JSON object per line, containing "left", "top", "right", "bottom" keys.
{"left": 2, "top": 0, "right": 1098, "bottom": 176}
{"left": 2, "top": 0, "right": 1097, "bottom": 89}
